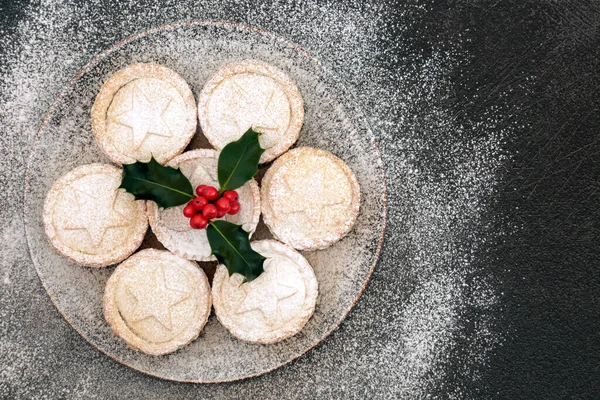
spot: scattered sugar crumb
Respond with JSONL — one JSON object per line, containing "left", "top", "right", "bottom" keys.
{"left": 0, "top": 1, "right": 519, "bottom": 397}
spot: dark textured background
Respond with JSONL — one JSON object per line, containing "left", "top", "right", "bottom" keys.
{"left": 1, "top": 0, "right": 599, "bottom": 398}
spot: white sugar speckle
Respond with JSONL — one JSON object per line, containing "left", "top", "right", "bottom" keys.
{"left": 0, "top": 1, "right": 518, "bottom": 398}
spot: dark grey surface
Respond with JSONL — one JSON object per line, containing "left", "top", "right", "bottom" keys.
{"left": 1, "top": 0, "right": 599, "bottom": 398}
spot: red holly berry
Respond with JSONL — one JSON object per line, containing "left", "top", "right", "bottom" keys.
{"left": 222, "top": 190, "right": 239, "bottom": 202}
{"left": 190, "top": 214, "right": 208, "bottom": 229}
{"left": 183, "top": 204, "right": 197, "bottom": 218}
{"left": 215, "top": 197, "right": 231, "bottom": 212}
{"left": 202, "top": 203, "right": 218, "bottom": 220}
{"left": 216, "top": 209, "right": 227, "bottom": 218}
{"left": 228, "top": 201, "right": 240, "bottom": 215}
{"left": 198, "top": 185, "right": 219, "bottom": 201}
{"left": 195, "top": 184, "right": 207, "bottom": 196}
{"left": 191, "top": 196, "right": 208, "bottom": 211}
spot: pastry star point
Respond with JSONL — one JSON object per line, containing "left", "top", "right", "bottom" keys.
{"left": 236, "top": 263, "right": 298, "bottom": 322}
{"left": 128, "top": 266, "right": 190, "bottom": 331}
{"left": 64, "top": 187, "right": 130, "bottom": 247}
{"left": 189, "top": 163, "right": 217, "bottom": 184}
{"left": 112, "top": 85, "right": 174, "bottom": 150}
{"left": 281, "top": 170, "right": 346, "bottom": 229}
{"left": 218, "top": 79, "right": 280, "bottom": 135}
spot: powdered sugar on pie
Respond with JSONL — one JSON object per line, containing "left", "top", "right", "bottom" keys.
{"left": 198, "top": 60, "right": 304, "bottom": 163}
{"left": 91, "top": 63, "right": 197, "bottom": 165}
{"left": 261, "top": 147, "right": 360, "bottom": 250}
{"left": 43, "top": 164, "right": 148, "bottom": 267}
{"left": 104, "top": 249, "right": 211, "bottom": 355}
{"left": 212, "top": 240, "right": 318, "bottom": 344}
{"left": 146, "top": 149, "right": 261, "bottom": 261}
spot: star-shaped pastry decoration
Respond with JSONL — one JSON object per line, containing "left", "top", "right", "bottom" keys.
{"left": 111, "top": 85, "right": 173, "bottom": 150}
{"left": 127, "top": 266, "right": 190, "bottom": 331}
{"left": 218, "top": 79, "right": 281, "bottom": 135}
{"left": 280, "top": 169, "right": 347, "bottom": 229}
{"left": 188, "top": 163, "right": 217, "bottom": 186}
{"left": 63, "top": 187, "right": 131, "bottom": 247}
{"left": 235, "top": 263, "right": 298, "bottom": 322}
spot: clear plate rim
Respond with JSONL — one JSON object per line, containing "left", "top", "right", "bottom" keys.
{"left": 22, "top": 19, "right": 388, "bottom": 383}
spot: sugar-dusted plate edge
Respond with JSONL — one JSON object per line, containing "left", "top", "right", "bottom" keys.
{"left": 22, "top": 20, "right": 387, "bottom": 383}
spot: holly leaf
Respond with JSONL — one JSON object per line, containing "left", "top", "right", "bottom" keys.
{"left": 218, "top": 128, "right": 265, "bottom": 192}
{"left": 207, "top": 220, "right": 265, "bottom": 282}
{"left": 119, "top": 156, "right": 194, "bottom": 208}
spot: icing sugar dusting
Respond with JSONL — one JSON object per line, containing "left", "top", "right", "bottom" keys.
{"left": 262, "top": 147, "right": 360, "bottom": 251}
{"left": 0, "top": 0, "right": 512, "bottom": 397}
{"left": 371, "top": 36, "right": 513, "bottom": 395}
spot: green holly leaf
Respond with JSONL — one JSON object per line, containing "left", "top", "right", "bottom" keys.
{"left": 218, "top": 128, "right": 265, "bottom": 192}
{"left": 207, "top": 220, "right": 265, "bottom": 282}
{"left": 119, "top": 156, "right": 194, "bottom": 208}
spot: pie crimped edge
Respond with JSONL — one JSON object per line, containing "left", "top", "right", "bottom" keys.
{"left": 146, "top": 149, "right": 261, "bottom": 261}
{"left": 91, "top": 63, "right": 197, "bottom": 165}
{"left": 261, "top": 147, "right": 361, "bottom": 251}
{"left": 42, "top": 163, "right": 148, "bottom": 267}
{"left": 104, "top": 249, "right": 212, "bottom": 356}
{"left": 212, "top": 240, "right": 319, "bottom": 344}
{"left": 197, "top": 59, "right": 304, "bottom": 164}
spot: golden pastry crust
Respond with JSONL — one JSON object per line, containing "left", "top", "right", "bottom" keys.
{"left": 146, "top": 149, "right": 261, "bottom": 261}
{"left": 197, "top": 60, "right": 304, "bottom": 163}
{"left": 91, "top": 63, "right": 197, "bottom": 165}
{"left": 42, "top": 163, "right": 148, "bottom": 267}
{"left": 212, "top": 240, "right": 318, "bottom": 344}
{"left": 104, "top": 249, "right": 212, "bottom": 356}
{"left": 261, "top": 147, "right": 361, "bottom": 251}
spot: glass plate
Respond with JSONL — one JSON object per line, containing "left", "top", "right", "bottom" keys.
{"left": 23, "top": 21, "right": 386, "bottom": 383}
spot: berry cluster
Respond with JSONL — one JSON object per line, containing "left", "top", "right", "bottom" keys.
{"left": 183, "top": 185, "right": 239, "bottom": 229}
